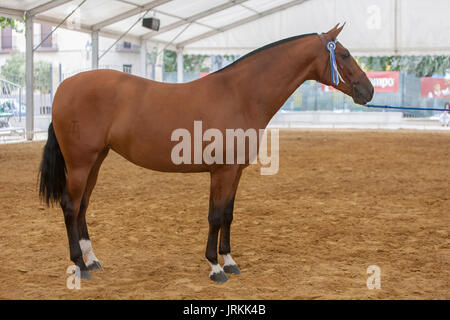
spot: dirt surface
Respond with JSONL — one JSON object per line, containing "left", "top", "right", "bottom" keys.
{"left": 0, "top": 129, "right": 449, "bottom": 299}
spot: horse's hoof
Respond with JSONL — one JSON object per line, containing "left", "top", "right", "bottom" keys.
{"left": 223, "top": 264, "right": 241, "bottom": 275}
{"left": 87, "top": 261, "right": 103, "bottom": 271}
{"left": 210, "top": 271, "right": 229, "bottom": 283}
{"left": 79, "top": 270, "right": 92, "bottom": 280}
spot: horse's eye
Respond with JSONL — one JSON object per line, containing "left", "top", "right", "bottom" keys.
{"left": 342, "top": 52, "right": 350, "bottom": 59}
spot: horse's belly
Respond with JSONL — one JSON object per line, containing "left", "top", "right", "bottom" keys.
{"left": 106, "top": 103, "right": 257, "bottom": 173}
{"left": 109, "top": 129, "right": 214, "bottom": 173}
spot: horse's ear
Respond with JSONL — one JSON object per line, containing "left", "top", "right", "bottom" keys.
{"left": 327, "top": 22, "right": 346, "bottom": 40}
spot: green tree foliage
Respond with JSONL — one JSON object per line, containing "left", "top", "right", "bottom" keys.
{"left": 163, "top": 49, "right": 210, "bottom": 73}
{"left": 0, "top": 53, "right": 25, "bottom": 84}
{"left": 163, "top": 50, "right": 177, "bottom": 72}
{"left": 356, "top": 55, "right": 450, "bottom": 77}
{"left": 146, "top": 46, "right": 158, "bottom": 66}
{"left": 0, "top": 53, "right": 52, "bottom": 92}
{"left": 151, "top": 44, "right": 448, "bottom": 78}
{"left": 34, "top": 61, "right": 52, "bottom": 93}
{"left": 182, "top": 54, "right": 210, "bottom": 73}
{"left": 0, "top": 17, "right": 23, "bottom": 32}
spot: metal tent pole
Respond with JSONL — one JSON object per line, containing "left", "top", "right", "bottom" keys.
{"left": 140, "top": 39, "right": 147, "bottom": 78}
{"left": 25, "top": 12, "right": 34, "bottom": 140}
{"left": 92, "top": 31, "right": 99, "bottom": 69}
{"left": 177, "top": 48, "right": 184, "bottom": 83}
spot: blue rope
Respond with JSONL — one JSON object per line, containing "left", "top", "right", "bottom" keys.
{"left": 365, "top": 104, "right": 450, "bottom": 112}
{"left": 326, "top": 41, "right": 339, "bottom": 86}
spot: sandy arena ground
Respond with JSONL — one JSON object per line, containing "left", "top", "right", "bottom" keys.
{"left": 0, "top": 129, "right": 449, "bottom": 299}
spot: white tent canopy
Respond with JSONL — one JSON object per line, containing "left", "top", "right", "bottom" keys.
{"left": 1, "top": 0, "right": 449, "bottom": 56}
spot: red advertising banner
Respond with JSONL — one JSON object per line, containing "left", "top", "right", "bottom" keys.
{"left": 367, "top": 71, "right": 399, "bottom": 92}
{"left": 322, "top": 71, "right": 399, "bottom": 92}
{"left": 420, "top": 77, "right": 450, "bottom": 98}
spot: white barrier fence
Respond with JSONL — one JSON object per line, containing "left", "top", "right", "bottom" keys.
{"left": 267, "top": 111, "right": 449, "bottom": 130}
{"left": 2, "top": 111, "right": 449, "bottom": 144}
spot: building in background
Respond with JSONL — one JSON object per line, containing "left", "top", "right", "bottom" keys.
{"left": 0, "top": 23, "right": 146, "bottom": 134}
{"left": 0, "top": 23, "right": 143, "bottom": 83}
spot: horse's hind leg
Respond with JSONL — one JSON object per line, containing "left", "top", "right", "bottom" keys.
{"left": 206, "top": 166, "right": 242, "bottom": 283}
{"left": 78, "top": 149, "right": 109, "bottom": 271}
{"left": 61, "top": 164, "right": 93, "bottom": 280}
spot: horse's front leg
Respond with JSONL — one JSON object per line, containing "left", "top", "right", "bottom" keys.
{"left": 206, "top": 166, "right": 242, "bottom": 283}
{"left": 219, "top": 195, "right": 241, "bottom": 275}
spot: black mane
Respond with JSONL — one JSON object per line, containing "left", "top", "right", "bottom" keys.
{"left": 214, "top": 33, "right": 317, "bottom": 73}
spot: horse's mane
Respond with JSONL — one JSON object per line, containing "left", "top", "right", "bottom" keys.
{"left": 214, "top": 32, "right": 317, "bottom": 74}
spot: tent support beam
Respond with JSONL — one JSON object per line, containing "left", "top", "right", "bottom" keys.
{"left": 35, "top": 14, "right": 142, "bottom": 44}
{"left": 98, "top": 8, "right": 154, "bottom": 61}
{"left": 28, "top": 0, "right": 74, "bottom": 16}
{"left": 177, "top": 0, "right": 309, "bottom": 48}
{"left": 91, "top": 0, "right": 173, "bottom": 31}
{"left": 34, "top": 0, "right": 87, "bottom": 52}
{"left": 0, "top": 7, "right": 24, "bottom": 20}
{"left": 34, "top": 14, "right": 175, "bottom": 49}
{"left": 141, "top": 0, "right": 250, "bottom": 40}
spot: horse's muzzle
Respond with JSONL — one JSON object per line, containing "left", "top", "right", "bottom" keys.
{"left": 352, "top": 82, "right": 374, "bottom": 105}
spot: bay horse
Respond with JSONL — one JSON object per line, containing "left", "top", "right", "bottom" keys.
{"left": 39, "top": 24, "right": 373, "bottom": 283}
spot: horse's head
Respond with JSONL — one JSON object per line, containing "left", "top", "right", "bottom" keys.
{"left": 316, "top": 24, "right": 374, "bottom": 105}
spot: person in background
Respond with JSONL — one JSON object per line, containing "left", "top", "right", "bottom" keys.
{"left": 440, "top": 102, "right": 450, "bottom": 127}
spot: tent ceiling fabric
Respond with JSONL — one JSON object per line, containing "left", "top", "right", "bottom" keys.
{"left": 0, "top": 0, "right": 449, "bottom": 56}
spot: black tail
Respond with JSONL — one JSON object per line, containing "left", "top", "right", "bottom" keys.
{"left": 39, "top": 122, "right": 66, "bottom": 206}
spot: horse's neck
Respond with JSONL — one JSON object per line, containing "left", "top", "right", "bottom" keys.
{"left": 222, "top": 36, "right": 321, "bottom": 125}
